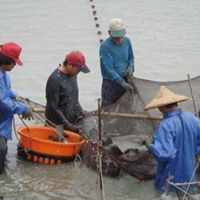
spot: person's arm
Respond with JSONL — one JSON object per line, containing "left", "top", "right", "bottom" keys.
{"left": 124, "top": 39, "right": 135, "bottom": 79}
{"left": 128, "top": 38, "right": 135, "bottom": 71}
{"left": 195, "top": 117, "right": 200, "bottom": 155}
{"left": 45, "top": 77, "right": 80, "bottom": 132}
{"left": 46, "top": 81, "right": 70, "bottom": 125}
{"left": 0, "top": 79, "right": 28, "bottom": 115}
{"left": 100, "top": 43, "right": 124, "bottom": 84}
{"left": 150, "top": 123, "right": 177, "bottom": 162}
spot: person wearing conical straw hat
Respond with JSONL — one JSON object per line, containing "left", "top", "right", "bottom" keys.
{"left": 144, "top": 86, "right": 200, "bottom": 193}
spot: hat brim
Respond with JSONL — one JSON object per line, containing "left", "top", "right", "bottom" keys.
{"left": 0, "top": 49, "right": 23, "bottom": 66}
{"left": 15, "top": 58, "right": 23, "bottom": 66}
{"left": 144, "top": 96, "right": 189, "bottom": 110}
{"left": 110, "top": 29, "right": 126, "bottom": 37}
{"left": 79, "top": 65, "right": 90, "bottom": 73}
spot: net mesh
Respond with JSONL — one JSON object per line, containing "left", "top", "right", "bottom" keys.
{"left": 81, "top": 75, "right": 200, "bottom": 179}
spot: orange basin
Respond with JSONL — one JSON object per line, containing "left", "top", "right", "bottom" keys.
{"left": 18, "top": 126, "right": 85, "bottom": 158}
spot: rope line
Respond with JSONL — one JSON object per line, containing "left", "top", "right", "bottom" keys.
{"left": 88, "top": 0, "right": 104, "bottom": 44}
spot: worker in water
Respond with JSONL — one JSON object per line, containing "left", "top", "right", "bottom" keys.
{"left": 45, "top": 51, "right": 90, "bottom": 133}
{"left": 0, "top": 42, "right": 33, "bottom": 174}
{"left": 145, "top": 86, "right": 200, "bottom": 193}
{"left": 99, "top": 18, "right": 135, "bottom": 107}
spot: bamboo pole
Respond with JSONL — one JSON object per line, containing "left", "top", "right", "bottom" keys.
{"left": 97, "top": 98, "right": 106, "bottom": 200}
{"left": 100, "top": 112, "right": 162, "bottom": 121}
{"left": 32, "top": 107, "right": 162, "bottom": 121}
{"left": 187, "top": 74, "right": 198, "bottom": 116}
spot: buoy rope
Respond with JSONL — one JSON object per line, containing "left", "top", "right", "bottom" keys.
{"left": 87, "top": 0, "right": 104, "bottom": 44}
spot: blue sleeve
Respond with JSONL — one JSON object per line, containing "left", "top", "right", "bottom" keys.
{"left": 10, "top": 90, "right": 17, "bottom": 98}
{"left": 194, "top": 117, "right": 200, "bottom": 154}
{"left": 127, "top": 38, "right": 135, "bottom": 70}
{"left": 0, "top": 75, "right": 28, "bottom": 115}
{"left": 150, "top": 122, "right": 177, "bottom": 161}
{"left": 99, "top": 43, "right": 125, "bottom": 84}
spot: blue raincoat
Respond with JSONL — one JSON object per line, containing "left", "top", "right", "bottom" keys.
{"left": 150, "top": 108, "right": 200, "bottom": 191}
{"left": 0, "top": 71, "right": 28, "bottom": 140}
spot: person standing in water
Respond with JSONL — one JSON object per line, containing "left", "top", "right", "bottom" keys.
{"left": 45, "top": 51, "right": 90, "bottom": 133}
{"left": 99, "top": 18, "right": 135, "bottom": 107}
{"left": 0, "top": 42, "right": 33, "bottom": 173}
{"left": 145, "top": 86, "right": 200, "bottom": 194}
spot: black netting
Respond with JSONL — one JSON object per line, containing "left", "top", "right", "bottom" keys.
{"left": 81, "top": 75, "right": 200, "bottom": 179}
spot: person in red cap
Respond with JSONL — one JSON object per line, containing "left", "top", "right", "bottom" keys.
{"left": 0, "top": 42, "right": 33, "bottom": 174}
{"left": 45, "top": 51, "right": 90, "bottom": 133}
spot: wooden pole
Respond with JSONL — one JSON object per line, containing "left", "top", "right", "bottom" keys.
{"left": 97, "top": 98, "right": 106, "bottom": 200}
{"left": 100, "top": 111, "right": 162, "bottom": 121}
{"left": 32, "top": 108, "right": 162, "bottom": 121}
{"left": 187, "top": 74, "right": 198, "bottom": 116}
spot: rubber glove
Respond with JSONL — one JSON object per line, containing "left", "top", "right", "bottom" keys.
{"left": 64, "top": 123, "right": 81, "bottom": 133}
{"left": 21, "top": 107, "right": 34, "bottom": 120}
{"left": 120, "top": 82, "right": 133, "bottom": 91}
{"left": 124, "top": 65, "right": 134, "bottom": 78}
{"left": 75, "top": 110, "right": 87, "bottom": 123}
{"left": 14, "top": 96, "right": 21, "bottom": 101}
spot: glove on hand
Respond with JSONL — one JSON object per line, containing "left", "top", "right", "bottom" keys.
{"left": 124, "top": 65, "right": 134, "bottom": 78}
{"left": 120, "top": 82, "right": 133, "bottom": 91}
{"left": 21, "top": 107, "right": 34, "bottom": 120}
{"left": 64, "top": 123, "right": 81, "bottom": 133}
{"left": 75, "top": 110, "right": 87, "bottom": 123}
{"left": 14, "top": 96, "right": 22, "bottom": 101}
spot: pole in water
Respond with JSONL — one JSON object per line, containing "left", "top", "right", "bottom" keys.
{"left": 97, "top": 98, "right": 106, "bottom": 200}
{"left": 187, "top": 74, "right": 198, "bottom": 116}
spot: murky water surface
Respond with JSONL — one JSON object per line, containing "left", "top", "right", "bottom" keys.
{"left": 0, "top": 0, "right": 200, "bottom": 199}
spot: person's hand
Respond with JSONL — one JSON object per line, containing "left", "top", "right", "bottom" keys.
{"left": 64, "top": 123, "right": 81, "bottom": 133}
{"left": 124, "top": 65, "right": 134, "bottom": 78}
{"left": 21, "top": 107, "right": 34, "bottom": 120}
{"left": 75, "top": 110, "right": 87, "bottom": 123}
{"left": 13, "top": 96, "right": 22, "bottom": 102}
{"left": 120, "top": 82, "right": 133, "bottom": 91}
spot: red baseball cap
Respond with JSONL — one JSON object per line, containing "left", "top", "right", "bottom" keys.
{"left": 65, "top": 51, "right": 90, "bottom": 73}
{"left": 0, "top": 42, "right": 23, "bottom": 65}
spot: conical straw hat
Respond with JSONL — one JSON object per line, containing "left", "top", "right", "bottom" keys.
{"left": 144, "top": 85, "right": 189, "bottom": 110}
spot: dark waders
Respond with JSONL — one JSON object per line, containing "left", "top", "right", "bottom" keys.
{"left": 0, "top": 136, "right": 7, "bottom": 173}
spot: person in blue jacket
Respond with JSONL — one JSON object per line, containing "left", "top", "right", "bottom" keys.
{"left": 0, "top": 42, "right": 33, "bottom": 174}
{"left": 99, "top": 18, "right": 135, "bottom": 107}
{"left": 144, "top": 86, "right": 200, "bottom": 193}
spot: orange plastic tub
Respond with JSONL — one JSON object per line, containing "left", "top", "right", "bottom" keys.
{"left": 17, "top": 126, "right": 85, "bottom": 164}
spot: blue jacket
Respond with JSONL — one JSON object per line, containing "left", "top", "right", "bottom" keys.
{"left": 99, "top": 37, "right": 134, "bottom": 84}
{"left": 0, "top": 71, "right": 28, "bottom": 140}
{"left": 150, "top": 108, "right": 200, "bottom": 191}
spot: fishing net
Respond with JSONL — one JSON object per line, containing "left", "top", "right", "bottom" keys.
{"left": 81, "top": 75, "right": 200, "bottom": 180}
